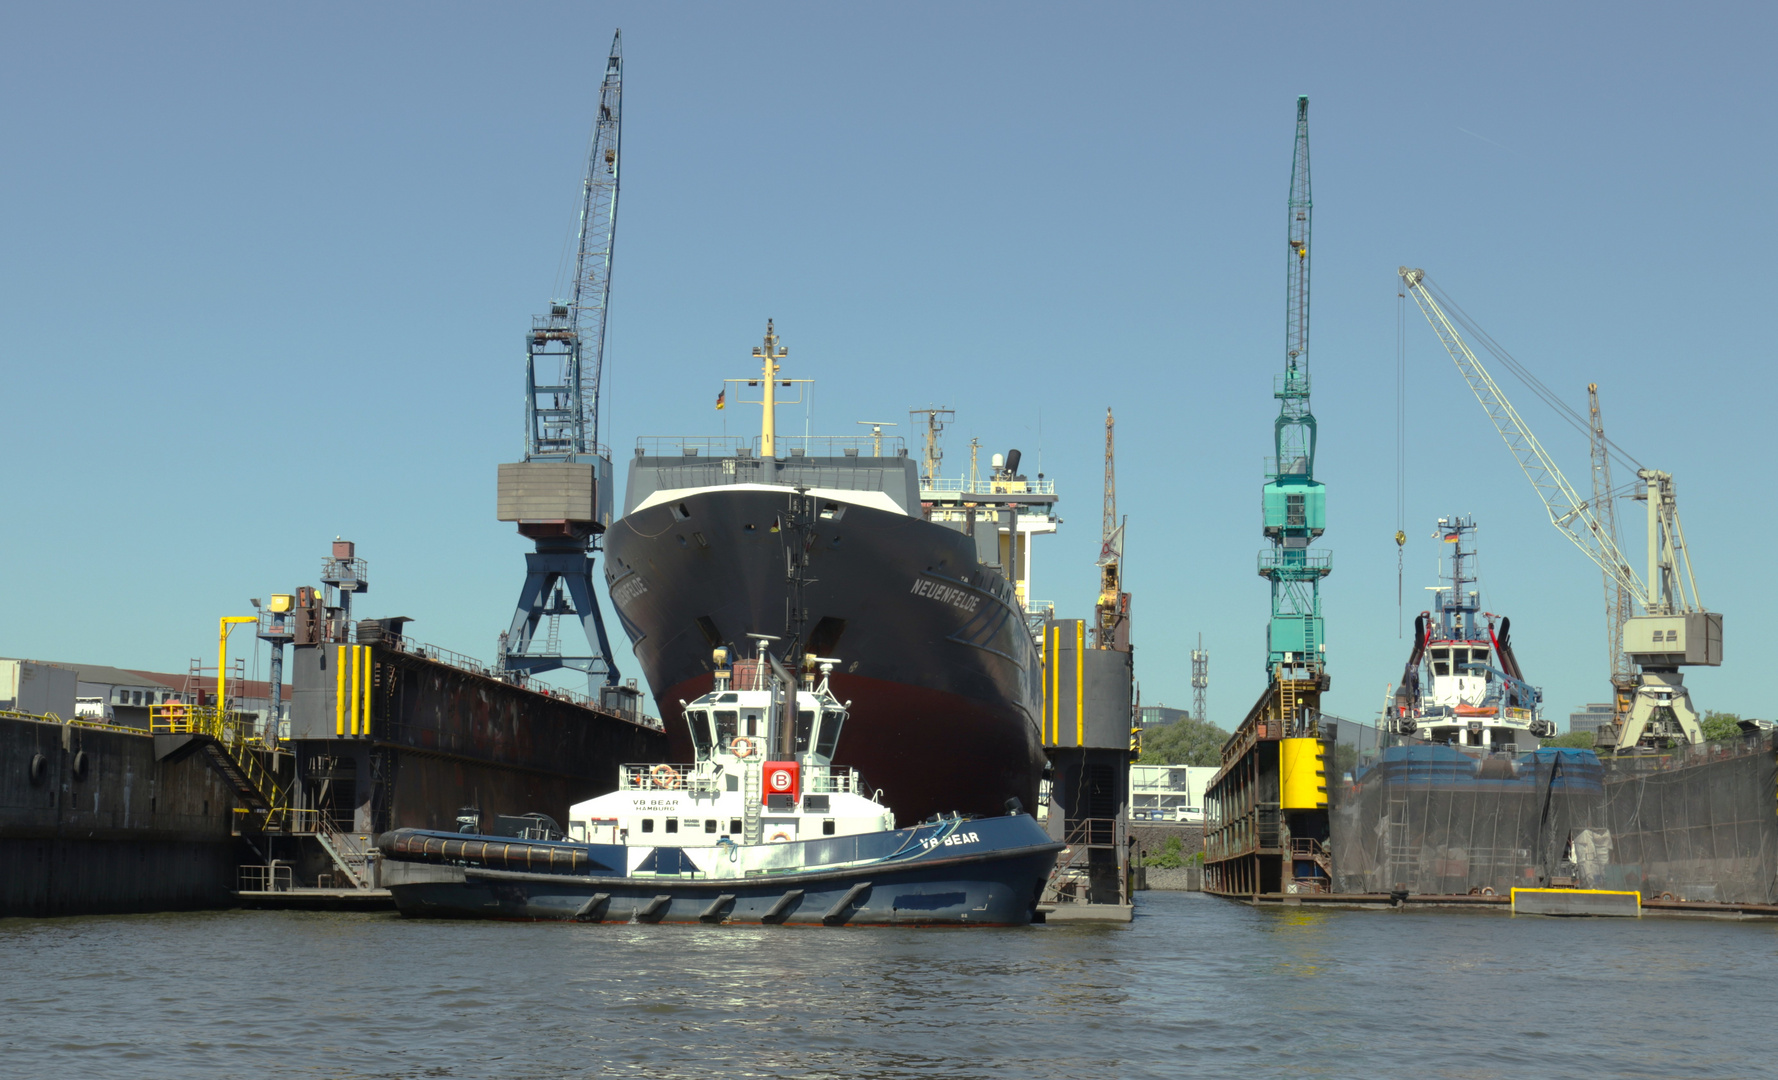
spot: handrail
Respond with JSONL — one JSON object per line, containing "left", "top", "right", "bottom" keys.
{"left": 0, "top": 708, "right": 150, "bottom": 737}
{"left": 149, "top": 702, "right": 289, "bottom": 828}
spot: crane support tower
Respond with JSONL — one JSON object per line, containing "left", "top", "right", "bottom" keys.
{"left": 496, "top": 30, "right": 625, "bottom": 692}
{"left": 1399, "top": 268, "right": 1722, "bottom": 749}
{"left": 1206, "top": 97, "right": 1336, "bottom": 900}
{"left": 1094, "top": 408, "right": 1131, "bottom": 650}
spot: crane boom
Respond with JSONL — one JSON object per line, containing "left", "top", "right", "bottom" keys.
{"left": 527, "top": 31, "right": 623, "bottom": 459}
{"left": 1399, "top": 268, "right": 1646, "bottom": 608}
{"left": 1588, "top": 384, "right": 1635, "bottom": 689}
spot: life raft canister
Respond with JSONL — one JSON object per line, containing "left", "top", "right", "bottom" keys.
{"left": 762, "top": 761, "right": 801, "bottom": 802}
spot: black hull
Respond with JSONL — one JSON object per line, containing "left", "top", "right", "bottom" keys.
{"left": 604, "top": 487, "right": 1045, "bottom": 822}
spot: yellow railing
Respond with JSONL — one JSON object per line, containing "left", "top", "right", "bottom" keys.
{"left": 149, "top": 702, "right": 289, "bottom": 829}
{"left": 0, "top": 708, "right": 150, "bottom": 737}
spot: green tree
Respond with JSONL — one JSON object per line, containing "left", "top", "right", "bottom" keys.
{"left": 1542, "top": 731, "right": 1597, "bottom": 749}
{"left": 1140, "top": 834, "right": 1186, "bottom": 869}
{"left": 1700, "top": 711, "right": 1743, "bottom": 741}
{"left": 1137, "top": 715, "right": 1229, "bottom": 767}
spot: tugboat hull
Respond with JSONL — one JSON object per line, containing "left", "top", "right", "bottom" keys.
{"left": 380, "top": 816, "right": 1063, "bottom": 926}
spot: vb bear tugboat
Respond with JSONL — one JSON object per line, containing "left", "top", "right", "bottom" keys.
{"left": 378, "top": 491, "right": 1063, "bottom": 926}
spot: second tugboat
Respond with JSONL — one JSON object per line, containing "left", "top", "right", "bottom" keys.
{"left": 1385, "top": 516, "right": 1556, "bottom": 750}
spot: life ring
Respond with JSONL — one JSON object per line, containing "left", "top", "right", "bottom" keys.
{"left": 650, "top": 764, "right": 683, "bottom": 790}
{"left": 731, "top": 736, "right": 755, "bottom": 759}
{"left": 28, "top": 753, "right": 47, "bottom": 786}
{"left": 769, "top": 831, "right": 791, "bottom": 843}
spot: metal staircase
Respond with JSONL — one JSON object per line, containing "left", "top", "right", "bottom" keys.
{"left": 150, "top": 701, "right": 289, "bottom": 831}
{"left": 313, "top": 817, "right": 375, "bottom": 889}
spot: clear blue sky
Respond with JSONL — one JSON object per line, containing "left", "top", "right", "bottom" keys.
{"left": 2, "top": 2, "right": 1771, "bottom": 729}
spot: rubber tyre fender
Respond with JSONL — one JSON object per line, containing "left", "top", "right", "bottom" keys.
{"left": 71, "top": 750, "right": 90, "bottom": 782}
{"left": 28, "top": 753, "right": 48, "bottom": 786}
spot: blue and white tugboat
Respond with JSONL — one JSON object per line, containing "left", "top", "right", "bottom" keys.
{"left": 378, "top": 492, "right": 1063, "bottom": 926}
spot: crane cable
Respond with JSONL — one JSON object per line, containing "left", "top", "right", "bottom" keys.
{"left": 1395, "top": 282, "right": 1408, "bottom": 638}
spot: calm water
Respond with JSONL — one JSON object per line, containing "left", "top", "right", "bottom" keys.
{"left": 3, "top": 892, "right": 1774, "bottom": 1079}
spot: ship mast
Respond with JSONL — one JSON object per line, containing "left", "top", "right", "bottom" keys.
{"left": 753, "top": 320, "right": 787, "bottom": 458}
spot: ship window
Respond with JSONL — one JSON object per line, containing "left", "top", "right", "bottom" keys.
{"left": 795, "top": 709, "right": 816, "bottom": 753}
{"left": 1430, "top": 649, "right": 1449, "bottom": 662}
{"left": 705, "top": 819, "right": 717, "bottom": 833}
{"left": 816, "top": 710, "right": 847, "bottom": 759}
{"left": 729, "top": 818, "right": 743, "bottom": 834}
{"left": 823, "top": 819, "right": 836, "bottom": 836}
{"left": 743, "top": 711, "right": 761, "bottom": 737}
{"left": 1434, "top": 662, "right": 1450, "bottom": 677}
{"left": 641, "top": 819, "right": 654, "bottom": 833}
{"left": 1452, "top": 649, "right": 1469, "bottom": 668}
{"left": 714, "top": 710, "right": 737, "bottom": 744}
{"left": 1472, "top": 649, "right": 1489, "bottom": 665}
{"left": 665, "top": 819, "right": 678, "bottom": 834}
{"left": 688, "top": 710, "right": 713, "bottom": 756}
{"left": 726, "top": 774, "right": 738, "bottom": 791}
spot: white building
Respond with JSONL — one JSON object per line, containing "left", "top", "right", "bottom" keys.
{"left": 1129, "top": 764, "right": 1216, "bottom": 824}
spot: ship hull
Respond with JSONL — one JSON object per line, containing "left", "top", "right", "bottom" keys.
{"left": 604, "top": 486, "right": 1045, "bottom": 823}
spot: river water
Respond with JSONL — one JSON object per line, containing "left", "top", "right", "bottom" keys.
{"left": 3, "top": 892, "right": 1773, "bottom": 1079}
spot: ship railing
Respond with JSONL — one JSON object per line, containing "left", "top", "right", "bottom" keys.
{"left": 921, "top": 476, "right": 1057, "bottom": 496}
{"left": 804, "top": 767, "right": 865, "bottom": 794}
{"left": 620, "top": 764, "right": 721, "bottom": 795}
{"left": 634, "top": 435, "right": 909, "bottom": 459}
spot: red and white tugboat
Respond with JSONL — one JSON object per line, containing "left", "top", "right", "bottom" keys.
{"left": 1385, "top": 516, "right": 1556, "bottom": 751}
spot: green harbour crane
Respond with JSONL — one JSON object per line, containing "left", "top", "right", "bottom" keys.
{"left": 1205, "top": 97, "right": 1336, "bottom": 899}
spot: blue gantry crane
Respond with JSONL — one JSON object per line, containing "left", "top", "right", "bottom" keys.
{"left": 495, "top": 30, "right": 625, "bottom": 691}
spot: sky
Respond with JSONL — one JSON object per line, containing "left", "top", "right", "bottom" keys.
{"left": 2, "top": 2, "right": 1772, "bottom": 730}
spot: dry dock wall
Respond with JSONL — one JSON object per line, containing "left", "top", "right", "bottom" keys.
{"left": 0, "top": 717, "right": 237, "bottom": 917}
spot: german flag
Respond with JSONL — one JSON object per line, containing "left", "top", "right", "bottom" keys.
{"left": 716, "top": 387, "right": 726, "bottom": 410}
{"left": 1443, "top": 532, "right": 1460, "bottom": 542}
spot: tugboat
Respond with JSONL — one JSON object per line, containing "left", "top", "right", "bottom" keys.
{"left": 378, "top": 490, "right": 1063, "bottom": 925}
{"left": 1384, "top": 516, "right": 1556, "bottom": 750}
{"left": 378, "top": 643, "right": 1063, "bottom": 924}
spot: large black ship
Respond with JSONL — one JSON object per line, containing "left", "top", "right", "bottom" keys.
{"left": 603, "top": 323, "right": 1058, "bottom": 823}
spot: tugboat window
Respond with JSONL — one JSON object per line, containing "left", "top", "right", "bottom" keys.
{"left": 817, "top": 710, "right": 846, "bottom": 759}
{"left": 1452, "top": 649, "right": 1469, "bottom": 668}
{"left": 688, "top": 710, "right": 713, "bottom": 756}
{"left": 729, "top": 818, "right": 743, "bottom": 834}
{"left": 714, "top": 710, "right": 737, "bottom": 744}
{"left": 795, "top": 709, "right": 816, "bottom": 753}
{"left": 641, "top": 819, "right": 654, "bottom": 833}
{"left": 726, "top": 774, "right": 739, "bottom": 791}
{"left": 665, "top": 819, "right": 678, "bottom": 834}
{"left": 743, "top": 711, "right": 761, "bottom": 737}
{"left": 823, "top": 819, "right": 836, "bottom": 836}
{"left": 704, "top": 819, "right": 717, "bottom": 833}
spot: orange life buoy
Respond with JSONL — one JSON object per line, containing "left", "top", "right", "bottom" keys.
{"left": 651, "top": 764, "right": 683, "bottom": 790}
{"left": 731, "top": 736, "right": 755, "bottom": 759}
{"left": 769, "top": 831, "right": 791, "bottom": 843}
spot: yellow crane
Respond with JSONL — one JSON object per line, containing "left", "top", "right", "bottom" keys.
{"left": 1094, "top": 408, "right": 1130, "bottom": 650}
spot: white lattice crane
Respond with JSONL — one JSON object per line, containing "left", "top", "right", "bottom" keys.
{"left": 1399, "top": 268, "right": 1722, "bottom": 749}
